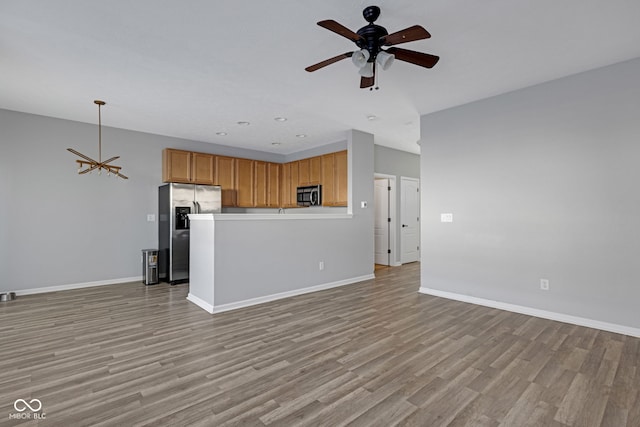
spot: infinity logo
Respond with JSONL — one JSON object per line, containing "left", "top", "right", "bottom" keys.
{"left": 13, "top": 399, "right": 42, "bottom": 412}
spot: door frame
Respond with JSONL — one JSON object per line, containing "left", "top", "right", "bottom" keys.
{"left": 400, "top": 176, "right": 420, "bottom": 264}
{"left": 374, "top": 173, "right": 398, "bottom": 266}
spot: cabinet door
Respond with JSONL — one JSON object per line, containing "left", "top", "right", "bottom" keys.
{"left": 215, "top": 155, "right": 236, "bottom": 207}
{"left": 162, "top": 149, "right": 191, "bottom": 183}
{"left": 192, "top": 153, "right": 214, "bottom": 185}
{"left": 267, "top": 163, "right": 280, "bottom": 207}
{"left": 309, "top": 156, "right": 322, "bottom": 185}
{"left": 254, "top": 161, "right": 268, "bottom": 207}
{"left": 235, "top": 158, "right": 255, "bottom": 207}
{"left": 289, "top": 161, "right": 299, "bottom": 207}
{"left": 334, "top": 150, "right": 348, "bottom": 206}
{"left": 280, "top": 162, "right": 291, "bottom": 207}
{"left": 297, "top": 159, "right": 309, "bottom": 186}
{"left": 321, "top": 153, "right": 336, "bottom": 206}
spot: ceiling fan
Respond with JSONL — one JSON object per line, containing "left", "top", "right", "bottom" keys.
{"left": 305, "top": 5, "right": 439, "bottom": 89}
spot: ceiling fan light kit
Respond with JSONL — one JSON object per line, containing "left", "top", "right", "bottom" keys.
{"left": 305, "top": 5, "right": 439, "bottom": 89}
{"left": 359, "top": 63, "right": 374, "bottom": 78}
{"left": 376, "top": 50, "right": 395, "bottom": 70}
{"left": 352, "top": 49, "right": 370, "bottom": 68}
{"left": 67, "top": 100, "right": 128, "bottom": 179}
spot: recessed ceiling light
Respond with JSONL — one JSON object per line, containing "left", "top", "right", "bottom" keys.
{"left": 237, "top": 121, "right": 250, "bottom": 126}
{"left": 296, "top": 134, "right": 307, "bottom": 138}
{"left": 216, "top": 132, "right": 227, "bottom": 136}
{"left": 274, "top": 117, "right": 287, "bottom": 122}
{"left": 271, "top": 142, "right": 281, "bottom": 146}
{"left": 367, "top": 115, "right": 377, "bottom": 121}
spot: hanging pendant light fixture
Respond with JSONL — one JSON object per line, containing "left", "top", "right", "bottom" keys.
{"left": 67, "top": 100, "right": 128, "bottom": 179}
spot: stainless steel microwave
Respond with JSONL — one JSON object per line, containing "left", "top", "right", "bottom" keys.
{"left": 297, "top": 185, "right": 322, "bottom": 206}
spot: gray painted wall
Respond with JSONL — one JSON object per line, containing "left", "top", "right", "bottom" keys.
{"left": 213, "top": 216, "right": 372, "bottom": 305}
{"left": 374, "top": 145, "right": 419, "bottom": 178}
{"left": 419, "top": 57, "right": 640, "bottom": 329}
{"left": 374, "top": 145, "right": 420, "bottom": 264}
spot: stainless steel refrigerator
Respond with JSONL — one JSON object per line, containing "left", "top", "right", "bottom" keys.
{"left": 158, "top": 183, "right": 221, "bottom": 284}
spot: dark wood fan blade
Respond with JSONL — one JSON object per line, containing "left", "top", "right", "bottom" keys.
{"left": 318, "top": 20, "right": 363, "bottom": 42}
{"left": 386, "top": 47, "right": 440, "bottom": 68}
{"left": 360, "top": 62, "right": 376, "bottom": 88}
{"left": 305, "top": 52, "right": 353, "bottom": 72}
{"left": 360, "top": 76, "right": 375, "bottom": 88}
{"left": 382, "top": 25, "right": 431, "bottom": 46}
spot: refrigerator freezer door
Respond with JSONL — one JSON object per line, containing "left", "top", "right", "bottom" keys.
{"left": 195, "top": 185, "right": 222, "bottom": 213}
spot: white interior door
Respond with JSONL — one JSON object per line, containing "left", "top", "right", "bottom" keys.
{"left": 374, "top": 179, "right": 390, "bottom": 265}
{"left": 401, "top": 177, "right": 420, "bottom": 264}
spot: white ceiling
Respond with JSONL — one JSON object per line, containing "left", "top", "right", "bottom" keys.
{"left": 2, "top": 1, "right": 640, "bottom": 155}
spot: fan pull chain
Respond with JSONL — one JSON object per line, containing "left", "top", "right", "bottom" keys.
{"left": 370, "top": 68, "right": 380, "bottom": 91}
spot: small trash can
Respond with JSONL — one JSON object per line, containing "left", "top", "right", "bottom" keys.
{"left": 142, "top": 249, "right": 159, "bottom": 285}
{"left": 0, "top": 292, "right": 16, "bottom": 302}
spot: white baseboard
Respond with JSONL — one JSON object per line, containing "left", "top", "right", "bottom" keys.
{"left": 208, "top": 274, "right": 375, "bottom": 314}
{"left": 419, "top": 287, "right": 640, "bottom": 338}
{"left": 14, "top": 277, "right": 142, "bottom": 296}
{"left": 186, "top": 293, "right": 214, "bottom": 314}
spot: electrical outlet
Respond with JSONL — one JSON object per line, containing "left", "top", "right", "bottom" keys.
{"left": 540, "top": 279, "right": 550, "bottom": 290}
{"left": 319, "top": 261, "right": 324, "bottom": 271}
{"left": 441, "top": 213, "right": 453, "bottom": 223}
{"left": 147, "top": 214, "right": 155, "bottom": 222}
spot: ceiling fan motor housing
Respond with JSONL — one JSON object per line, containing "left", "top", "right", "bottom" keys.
{"left": 356, "top": 24, "right": 388, "bottom": 62}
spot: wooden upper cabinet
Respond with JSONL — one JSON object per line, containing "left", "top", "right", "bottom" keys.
{"left": 255, "top": 161, "right": 281, "bottom": 208}
{"left": 254, "top": 161, "right": 268, "bottom": 208}
{"left": 298, "top": 156, "right": 322, "bottom": 186}
{"left": 235, "top": 158, "right": 255, "bottom": 207}
{"left": 280, "top": 162, "right": 299, "bottom": 208}
{"left": 334, "top": 150, "right": 348, "bottom": 206}
{"left": 215, "top": 155, "right": 236, "bottom": 207}
{"left": 192, "top": 152, "right": 214, "bottom": 185}
{"left": 321, "top": 150, "right": 348, "bottom": 206}
{"left": 163, "top": 148, "right": 345, "bottom": 208}
{"left": 267, "top": 163, "right": 280, "bottom": 208}
{"left": 280, "top": 162, "right": 291, "bottom": 207}
{"left": 163, "top": 149, "right": 191, "bottom": 183}
{"left": 321, "top": 153, "right": 336, "bottom": 205}
{"left": 163, "top": 148, "right": 214, "bottom": 184}
{"left": 290, "top": 161, "right": 299, "bottom": 205}
{"left": 297, "top": 159, "right": 307, "bottom": 187}
{"left": 309, "top": 156, "right": 321, "bottom": 185}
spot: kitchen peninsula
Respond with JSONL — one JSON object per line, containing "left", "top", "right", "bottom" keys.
{"left": 187, "top": 212, "right": 374, "bottom": 313}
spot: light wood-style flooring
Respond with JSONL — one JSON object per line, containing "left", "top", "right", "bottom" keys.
{"left": 1, "top": 263, "right": 639, "bottom": 426}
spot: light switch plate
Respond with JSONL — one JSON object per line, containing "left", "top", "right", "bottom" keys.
{"left": 441, "top": 213, "right": 453, "bottom": 223}
{"left": 147, "top": 214, "right": 156, "bottom": 222}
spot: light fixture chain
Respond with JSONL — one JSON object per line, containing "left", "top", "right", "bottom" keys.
{"left": 98, "top": 102, "right": 102, "bottom": 163}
